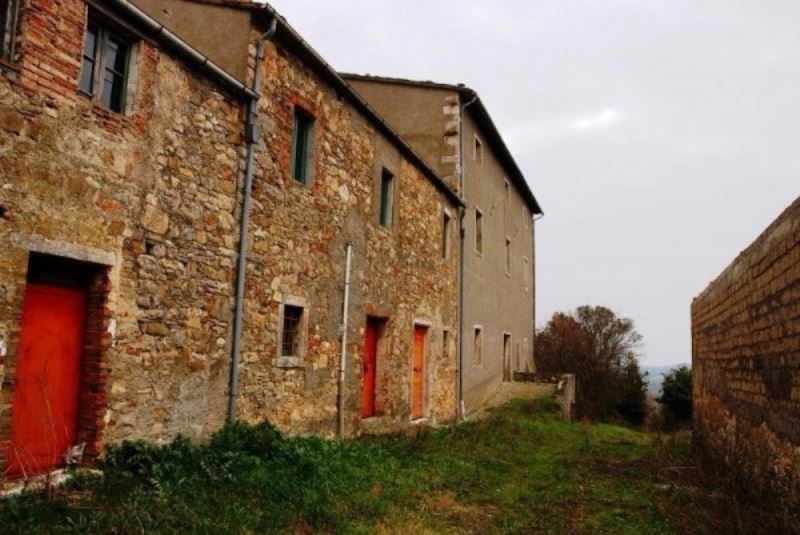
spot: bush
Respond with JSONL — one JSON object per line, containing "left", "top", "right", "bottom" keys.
{"left": 536, "top": 305, "right": 648, "bottom": 426}
{"left": 658, "top": 366, "right": 692, "bottom": 425}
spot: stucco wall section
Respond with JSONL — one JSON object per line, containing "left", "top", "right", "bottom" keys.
{"left": 0, "top": 0, "right": 246, "bottom": 471}
{"left": 691, "top": 197, "right": 800, "bottom": 528}
{"left": 235, "top": 38, "right": 460, "bottom": 437}
{"left": 461, "top": 110, "right": 536, "bottom": 412}
{"left": 345, "top": 80, "right": 461, "bottom": 190}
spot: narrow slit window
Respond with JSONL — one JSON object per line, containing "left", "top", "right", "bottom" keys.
{"left": 291, "top": 108, "right": 314, "bottom": 184}
{"left": 379, "top": 168, "right": 394, "bottom": 228}
{"left": 281, "top": 305, "right": 304, "bottom": 357}
{"left": 505, "top": 238, "right": 511, "bottom": 274}
{"left": 0, "top": 0, "right": 19, "bottom": 62}
{"left": 475, "top": 209, "right": 484, "bottom": 254}
{"left": 523, "top": 256, "right": 530, "bottom": 292}
{"left": 474, "top": 136, "right": 483, "bottom": 164}
{"left": 79, "top": 16, "right": 132, "bottom": 113}
{"left": 442, "top": 211, "right": 452, "bottom": 259}
{"left": 473, "top": 327, "right": 483, "bottom": 365}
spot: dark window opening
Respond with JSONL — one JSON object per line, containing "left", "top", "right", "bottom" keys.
{"left": 79, "top": 16, "right": 131, "bottom": 113}
{"left": 473, "top": 327, "right": 482, "bottom": 365}
{"left": 442, "top": 212, "right": 451, "bottom": 259}
{"left": 291, "top": 108, "right": 314, "bottom": 184}
{"left": 0, "top": 0, "right": 18, "bottom": 62}
{"left": 379, "top": 168, "right": 394, "bottom": 228}
{"left": 505, "top": 238, "right": 511, "bottom": 274}
{"left": 474, "top": 136, "right": 483, "bottom": 163}
{"left": 0, "top": 204, "right": 7, "bottom": 220}
{"left": 281, "top": 304, "right": 304, "bottom": 357}
{"left": 26, "top": 253, "right": 96, "bottom": 289}
{"left": 475, "top": 209, "right": 484, "bottom": 254}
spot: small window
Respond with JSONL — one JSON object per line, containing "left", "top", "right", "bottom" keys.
{"left": 505, "top": 238, "right": 511, "bottom": 274}
{"left": 442, "top": 211, "right": 452, "bottom": 259}
{"left": 442, "top": 329, "right": 449, "bottom": 359}
{"left": 473, "top": 327, "right": 483, "bottom": 365}
{"left": 0, "top": 0, "right": 18, "bottom": 62}
{"left": 523, "top": 256, "right": 530, "bottom": 292}
{"left": 474, "top": 136, "right": 483, "bottom": 164}
{"left": 79, "top": 16, "right": 132, "bottom": 113}
{"left": 279, "top": 304, "right": 305, "bottom": 359}
{"left": 291, "top": 108, "right": 314, "bottom": 184}
{"left": 475, "top": 209, "right": 483, "bottom": 254}
{"left": 379, "top": 168, "right": 394, "bottom": 228}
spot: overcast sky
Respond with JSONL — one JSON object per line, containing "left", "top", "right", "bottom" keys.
{"left": 270, "top": 0, "right": 800, "bottom": 366}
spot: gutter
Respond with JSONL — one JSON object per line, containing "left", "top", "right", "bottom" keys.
{"left": 105, "top": 0, "right": 258, "bottom": 100}
{"left": 227, "top": 18, "right": 278, "bottom": 422}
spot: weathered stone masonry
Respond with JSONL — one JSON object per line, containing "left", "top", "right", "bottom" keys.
{"left": 0, "top": 0, "right": 247, "bottom": 471}
{"left": 0, "top": 0, "right": 463, "bottom": 479}
{"left": 692, "top": 196, "right": 800, "bottom": 528}
{"left": 236, "top": 29, "right": 461, "bottom": 437}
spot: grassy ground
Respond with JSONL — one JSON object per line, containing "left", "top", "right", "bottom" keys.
{"left": 0, "top": 397, "right": 755, "bottom": 534}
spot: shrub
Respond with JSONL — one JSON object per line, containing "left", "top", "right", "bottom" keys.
{"left": 658, "top": 366, "right": 692, "bottom": 425}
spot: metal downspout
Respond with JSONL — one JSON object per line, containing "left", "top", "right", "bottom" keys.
{"left": 338, "top": 244, "right": 353, "bottom": 437}
{"left": 228, "top": 18, "right": 278, "bottom": 423}
{"left": 458, "top": 91, "right": 478, "bottom": 421}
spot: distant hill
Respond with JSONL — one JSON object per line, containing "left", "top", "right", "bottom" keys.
{"left": 642, "top": 365, "right": 688, "bottom": 397}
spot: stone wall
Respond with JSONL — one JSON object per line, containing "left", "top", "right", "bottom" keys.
{"left": 0, "top": 0, "right": 246, "bottom": 472}
{"left": 235, "top": 36, "right": 460, "bottom": 437}
{"left": 691, "top": 197, "right": 800, "bottom": 527}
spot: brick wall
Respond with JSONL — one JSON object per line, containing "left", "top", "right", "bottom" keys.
{"left": 691, "top": 197, "right": 800, "bottom": 527}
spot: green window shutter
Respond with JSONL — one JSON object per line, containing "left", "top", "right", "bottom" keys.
{"left": 292, "top": 110, "right": 312, "bottom": 184}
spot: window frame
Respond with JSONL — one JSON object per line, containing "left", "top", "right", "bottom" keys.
{"left": 0, "top": 0, "right": 18, "bottom": 63}
{"left": 276, "top": 297, "right": 308, "bottom": 368}
{"left": 79, "top": 14, "right": 133, "bottom": 113}
{"left": 291, "top": 107, "right": 315, "bottom": 185}
{"left": 378, "top": 167, "right": 395, "bottom": 228}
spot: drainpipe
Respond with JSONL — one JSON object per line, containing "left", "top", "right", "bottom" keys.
{"left": 457, "top": 91, "right": 478, "bottom": 421}
{"left": 337, "top": 244, "right": 353, "bottom": 437}
{"left": 228, "top": 18, "right": 278, "bottom": 423}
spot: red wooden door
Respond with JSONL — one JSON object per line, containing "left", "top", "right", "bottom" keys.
{"left": 361, "top": 319, "right": 378, "bottom": 418}
{"left": 5, "top": 283, "right": 87, "bottom": 478}
{"left": 411, "top": 326, "right": 426, "bottom": 420}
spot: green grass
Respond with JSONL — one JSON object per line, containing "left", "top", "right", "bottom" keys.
{"left": 0, "top": 397, "right": 736, "bottom": 534}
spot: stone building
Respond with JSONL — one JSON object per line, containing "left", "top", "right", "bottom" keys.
{"left": 692, "top": 197, "right": 800, "bottom": 529}
{"left": 133, "top": 0, "right": 464, "bottom": 437}
{"left": 0, "top": 0, "right": 464, "bottom": 480}
{"left": 341, "top": 75, "right": 544, "bottom": 415}
{"left": 0, "top": 0, "right": 256, "bottom": 478}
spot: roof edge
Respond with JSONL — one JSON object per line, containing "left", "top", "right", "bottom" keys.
{"left": 108, "top": 0, "right": 257, "bottom": 100}
{"left": 341, "top": 73, "right": 543, "bottom": 215}
{"left": 250, "top": 6, "right": 464, "bottom": 208}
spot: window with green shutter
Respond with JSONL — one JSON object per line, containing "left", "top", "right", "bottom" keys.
{"left": 0, "top": 0, "right": 18, "bottom": 63}
{"left": 291, "top": 108, "right": 314, "bottom": 184}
